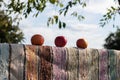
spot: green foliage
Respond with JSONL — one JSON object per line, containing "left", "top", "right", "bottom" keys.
{"left": 71, "top": 11, "right": 85, "bottom": 21}
{"left": 100, "top": 6, "right": 120, "bottom": 27}
{"left": 4, "top": 0, "right": 87, "bottom": 28}
{"left": 104, "top": 28, "right": 120, "bottom": 50}
{"left": 47, "top": 15, "right": 66, "bottom": 28}
{"left": 0, "top": 10, "right": 24, "bottom": 43}
{"left": 1, "top": 0, "right": 120, "bottom": 28}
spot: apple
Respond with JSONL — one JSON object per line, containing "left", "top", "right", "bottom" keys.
{"left": 76, "top": 38, "right": 88, "bottom": 49}
{"left": 31, "top": 34, "right": 44, "bottom": 45}
{"left": 55, "top": 36, "right": 67, "bottom": 47}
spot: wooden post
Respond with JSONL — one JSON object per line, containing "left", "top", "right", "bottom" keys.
{"left": 0, "top": 44, "right": 9, "bottom": 80}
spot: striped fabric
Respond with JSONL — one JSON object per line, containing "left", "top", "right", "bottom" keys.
{"left": 98, "top": 49, "right": 109, "bottom": 80}
{"left": 0, "top": 44, "right": 120, "bottom": 80}
{"left": 52, "top": 47, "right": 67, "bottom": 80}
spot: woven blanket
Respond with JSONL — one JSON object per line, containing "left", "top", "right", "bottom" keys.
{"left": 0, "top": 44, "right": 120, "bottom": 80}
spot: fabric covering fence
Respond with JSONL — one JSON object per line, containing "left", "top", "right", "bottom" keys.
{"left": 0, "top": 43, "right": 120, "bottom": 80}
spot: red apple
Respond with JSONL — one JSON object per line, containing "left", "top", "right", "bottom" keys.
{"left": 76, "top": 38, "right": 88, "bottom": 49}
{"left": 31, "top": 34, "right": 44, "bottom": 45}
{"left": 55, "top": 36, "right": 67, "bottom": 47}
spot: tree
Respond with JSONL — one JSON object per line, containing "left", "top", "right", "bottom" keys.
{"left": 0, "top": 10, "right": 24, "bottom": 43}
{"left": 99, "top": 0, "right": 120, "bottom": 27}
{"left": 1, "top": 0, "right": 120, "bottom": 28}
{"left": 104, "top": 28, "right": 120, "bottom": 50}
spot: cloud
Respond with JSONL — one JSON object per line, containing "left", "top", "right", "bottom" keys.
{"left": 19, "top": 0, "right": 119, "bottom": 49}
{"left": 70, "top": 0, "right": 118, "bottom": 15}
{"left": 84, "top": 0, "right": 118, "bottom": 14}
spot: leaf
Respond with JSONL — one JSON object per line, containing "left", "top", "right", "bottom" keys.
{"left": 64, "top": 5, "right": 69, "bottom": 16}
{"left": 100, "top": 19, "right": 104, "bottom": 21}
{"left": 54, "top": 15, "right": 58, "bottom": 23}
{"left": 35, "top": 11, "right": 39, "bottom": 17}
{"left": 82, "top": 3, "right": 86, "bottom": 8}
{"left": 59, "top": 21, "right": 62, "bottom": 28}
{"left": 108, "top": 14, "right": 111, "bottom": 19}
{"left": 47, "top": 17, "right": 51, "bottom": 26}
{"left": 111, "top": 6, "right": 115, "bottom": 10}
{"left": 59, "top": 3, "right": 64, "bottom": 7}
{"left": 27, "top": 7, "right": 31, "bottom": 14}
{"left": 68, "top": 1, "right": 72, "bottom": 7}
{"left": 63, "top": 22, "right": 66, "bottom": 28}
{"left": 103, "top": 15, "right": 106, "bottom": 17}
{"left": 59, "top": 9, "right": 63, "bottom": 15}
{"left": 49, "top": 0, "right": 56, "bottom": 4}
{"left": 51, "top": 18, "right": 54, "bottom": 24}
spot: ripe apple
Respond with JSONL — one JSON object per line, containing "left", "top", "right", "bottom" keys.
{"left": 76, "top": 38, "right": 88, "bottom": 49}
{"left": 55, "top": 36, "right": 67, "bottom": 47}
{"left": 31, "top": 34, "right": 44, "bottom": 45}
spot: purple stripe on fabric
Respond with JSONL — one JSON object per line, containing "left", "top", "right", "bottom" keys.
{"left": 52, "top": 47, "right": 67, "bottom": 80}
{"left": 99, "top": 49, "right": 108, "bottom": 80}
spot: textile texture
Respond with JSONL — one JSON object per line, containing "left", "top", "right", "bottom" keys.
{"left": 0, "top": 44, "right": 120, "bottom": 80}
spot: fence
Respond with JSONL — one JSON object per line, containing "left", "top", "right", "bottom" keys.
{"left": 0, "top": 43, "right": 120, "bottom": 80}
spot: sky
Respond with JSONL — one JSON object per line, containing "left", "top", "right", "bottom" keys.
{"left": 19, "top": 0, "right": 120, "bottom": 49}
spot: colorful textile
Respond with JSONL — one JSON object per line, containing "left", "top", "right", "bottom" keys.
{"left": 0, "top": 44, "right": 120, "bottom": 80}
{"left": 98, "top": 49, "right": 108, "bottom": 80}
{"left": 0, "top": 44, "right": 9, "bottom": 80}
{"left": 38, "top": 46, "right": 53, "bottom": 80}
{"left": 108, "top": 50, "right": 116, "bottom": 80}
{"left": 67, "top": 47, "right": 79, "bottom": 80}
{"left": 115, "top": 50, "right": 120, "bottom": 80}
{"left": 79, "top": 49, "right": 92, "bottom": 80}
{"left": 52, "top": 47, "right": 67, "bottom": 80}
{"left": 90, "top": 49, "right": 99, "bottom": 80}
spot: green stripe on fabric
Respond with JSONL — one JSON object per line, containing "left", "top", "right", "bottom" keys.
{"left": 108, "top": 50, "right": 117, "bottom": 80}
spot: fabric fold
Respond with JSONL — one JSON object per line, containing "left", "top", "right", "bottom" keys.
{"left": 79, "top": 49, "right": 92, "bottom": 80}
{"left": 98, "top": 49, "right": 108, "bottom": 80}
{"left": 38, "top": 46, "right": 53, "bottom": 80}
{"left": 90, "top": 49, "right": 99, "bottom": 80}
{"left": 25, "top": 45, "right": 38, "bottom": 80}
{"left": 67, "top": 47, "right": 79, "bottom": 80}
{"left": 108, "top": 50, "right": 117, "bottom": 80}
{"left": 115, "top": 50, "right": 120, "bottom": 80}
{"left": 52, "top": 47, "right": 67, "bottom": 80}
{"left": 0, "top": 44, "right": 9, "bottom": 80}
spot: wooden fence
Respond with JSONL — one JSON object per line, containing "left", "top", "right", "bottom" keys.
{"left": 0, "top": 43, "right": 120, "bottom": 80}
